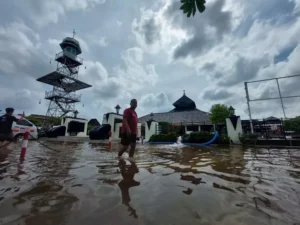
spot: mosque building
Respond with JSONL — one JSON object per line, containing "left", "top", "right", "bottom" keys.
{"left": 138, "top": 91, "right": 213, "bottom": 133}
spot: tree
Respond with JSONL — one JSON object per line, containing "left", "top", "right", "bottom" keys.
{"left": 209, "top": 104, "right": 230, "bottom": 125}
{"left": 180, "top": 0, "right": 206, "bottom": 18}
{"left": 25, "top": 115, "right": 61, "bottom": 127}
{"left": 25, "top": 115, "right": 42, "bottom": 127}
{"left": 283, "top": 117, "right": 300, "bottom": 132}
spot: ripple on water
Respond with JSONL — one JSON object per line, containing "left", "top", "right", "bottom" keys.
{"left": 0, "top": 142, "right": 300, "bottom": 224}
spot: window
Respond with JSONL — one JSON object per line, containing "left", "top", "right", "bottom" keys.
{"left": 16, "top": 120, "right": 33, "bottom": 127}
{"left": 67, "top": 121, "right": 85, "bottom": 133}
{"left": 186, "top": 125, "right": 199, "bottom": 132}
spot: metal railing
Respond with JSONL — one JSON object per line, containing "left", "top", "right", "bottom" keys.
{"left": 242, "top": 118, "right": 300, "bottom": 140}
{"left": 45, "top": 90, "right": 81, "bottom": 102}
{"left": 55, "top": 50, "right": 83, "bottom": 64}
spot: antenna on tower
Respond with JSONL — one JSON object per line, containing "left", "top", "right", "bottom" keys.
{"left": 73, "top": 29, "right": 76, "bottom": 38}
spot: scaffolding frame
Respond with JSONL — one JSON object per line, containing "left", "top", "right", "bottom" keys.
{"left": 244, "top": 74, "right": 300, "bottom": 133}
{"left": 37, "top": 36, "right": 91, "bottom": 129}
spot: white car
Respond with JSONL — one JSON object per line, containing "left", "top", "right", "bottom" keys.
{"left": 0, "top": 113, "right": 38, "bottom": 141}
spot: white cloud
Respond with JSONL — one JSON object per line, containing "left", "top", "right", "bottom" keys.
{"left": 139, "top": 92, "right": 172, "bottom": 113}
{"left": 132, "top": 4, "right": 187, "bottom": 55}
{"left": 97, "top": 37, "right": 108, "bottom": 47}
{"left": 0, "top": 88, "right": 44, "bottom": 113}
{"left": 117, "top": 21, "right": 123, "bottom": 26}
{"left": 17, "top": 0, "right": 106, "bottom": 27}
{"left": 0, "top": 21, "right": 42, "bottom": 74}
{"left": 1, "top": 0, "right": 300, "bottom": 121}
{"left": 113, "top": 47, "right": 159, "bottom": 92}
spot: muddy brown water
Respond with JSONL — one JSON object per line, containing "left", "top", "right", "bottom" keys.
{"left": 0, "top": 141, "right": 300, "bottom": 225}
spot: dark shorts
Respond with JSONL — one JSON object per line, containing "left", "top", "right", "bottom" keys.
{"left": 121, "top": 133, "right": 137, "bottom": 146}
{"left": 0, "top": 132, "right": 13, "bottom": 142}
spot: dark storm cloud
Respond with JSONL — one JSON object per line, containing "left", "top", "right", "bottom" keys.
{"left": 132, "top": 14, "right": 162, "bottom": 46}
{"left": 165, "top": 0, "right": 232, "bottom": 59}
{"left": 274, "top": 45, "right": 296, "bottom": 64}
{"left": 173, "top": 33, "right": 210, "bottom": 59}
{"left": 202, "top": 62, "right": 216, "bottom": 71}
{"left": 235, "top": 0, "right": 297, "bottom": 37}
{"left": 202, "top": 89, "right": 234, "bottom": 100}
{"left": 139, "top": 18, "right": 161, "bottom": 45}
{"left": 249, "top": 0, "right": 296, "bottom": 23}
{"left": 218, "top": 55, "right": 269, "bottom": 87}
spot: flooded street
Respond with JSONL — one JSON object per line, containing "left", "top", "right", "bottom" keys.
{"left": 1, "top": 142, "right": 300, "bottom": 225}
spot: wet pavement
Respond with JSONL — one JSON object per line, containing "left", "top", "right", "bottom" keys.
{"left": 0, "top": 141, "right": 300, "bottom": 225}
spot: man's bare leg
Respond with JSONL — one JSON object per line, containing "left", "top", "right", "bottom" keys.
{"left": 118, "top": 145, "right": 129, "bottom": 157}
{"left": 129, "top": 143, "right": 136, "bottom": 158}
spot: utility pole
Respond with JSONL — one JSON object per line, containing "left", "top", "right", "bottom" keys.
{"left": 275, "top": 78, "right": 287, "bottom": 119}
{"left": 244, "top": 82, "right": 254, "bottom": 133}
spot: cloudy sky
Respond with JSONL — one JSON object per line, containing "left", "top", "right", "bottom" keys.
{"left": 1, "top": 0, "right": 300, "bottom": 121}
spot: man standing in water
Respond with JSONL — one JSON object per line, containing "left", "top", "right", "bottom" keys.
{"left": 0, "top": 108, "right": 24, "bottom": 142}
{"left": 118, "top": 99, "right": 138, "bottom": 160}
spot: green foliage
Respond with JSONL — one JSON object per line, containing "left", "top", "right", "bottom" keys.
{"left": 283, "top": 117, "right": 300, "bottom": 132}
{"left": 25, "top": 115, "right": 42, "bottom": 127}
{"left": 150, "top": 131, "right": 229, "bottom": 145}
{"left": 149, "top": 132, "right": 178, "bottom": 142}
{"left": 158, "top": 121, "right": 182, "bottom": 135}
{"left": 48, "top": 117, "right": 61, "bottom": 126}
{"left": 239, "top": 133, "right": 258, "bottom": 145}
{"left": 180, "top": 0, "right": 206, "bottom": 18}
{"left": 218, "top": 136, "right": 230, "bottom": 145}
{"left": 183, "top": 131, "right": 214, "bottom": 143}
{"left": 182, "top": 134, "right": 190, "bottom": 142}
{"left": 209, "top": 104, "right": 230, "bottom": 125}
{"left": 87, "top": 125, "right": 94, "bottom": 132}
{"left": 25, "top": 115, "right": 61, "bottom": 127}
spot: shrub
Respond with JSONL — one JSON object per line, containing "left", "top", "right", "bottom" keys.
{"left": 182, "top": 134, "right": 190, "bottom": 142}
{"left": 149, "top": 132, "right": 177, "bottom": 142}
{"left": 218, "top": 135, "right": 230, "bottom": 144}
{"left": 158, "top": 121, "right": 183, "bottom": 135}
{"left": 239, "top": 133, "right": 258, "bottom": 145}
{"left": 182, "top": 131, "right": 214, "bottom": 143}
{"left": 283, "top": 117, "right": 300, "bottom": 132}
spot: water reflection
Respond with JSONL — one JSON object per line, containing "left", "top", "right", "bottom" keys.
{"left": 0, "top": 141, "right": 300, "bottom": 224}
{"left": 13, "top": 180, "right": 78, "bottom": 225}
{"left": 118, "top": 159, "right": 140, "bottom": 219}
{"left": 0, "top": 141, "right": 80, "bottom": 225}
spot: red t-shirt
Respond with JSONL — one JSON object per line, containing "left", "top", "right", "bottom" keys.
{"left": 122, "top": 108, "right": 138, "bottom": 134}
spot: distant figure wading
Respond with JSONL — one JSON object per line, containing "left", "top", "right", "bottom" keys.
{"left": 118, "top": 99, "right": 138, "bottom": 160}
{"left": 0, "top": 108, "right": 24, "bottom": 142}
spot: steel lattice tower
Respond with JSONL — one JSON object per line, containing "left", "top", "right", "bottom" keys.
{"left": 37, "top": 32, "right": 91, "bottom": 128}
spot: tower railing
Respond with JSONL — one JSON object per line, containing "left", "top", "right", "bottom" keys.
{"left": 55, "top": 50, "right": 83, "bottom": 64}
{"left": 45, "top": 90, "right": 81, "bottom": 102}
{"left": 57, "top": 66, "right": 78, "bottom": 77}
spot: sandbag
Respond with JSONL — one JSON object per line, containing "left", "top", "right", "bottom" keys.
{"left": 89, "top": 124, "right": 111, "bottom": 140}
{"left": 46, "top": 126, "right": 66, "bottom": 138}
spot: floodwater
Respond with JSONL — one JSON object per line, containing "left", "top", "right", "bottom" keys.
{"left": 0, "top": 141, "right": 300, "bottom": 225}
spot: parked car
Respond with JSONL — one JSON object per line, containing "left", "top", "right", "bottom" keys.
{"left": 0, "top": 113, "right": 38, "bottom": 141}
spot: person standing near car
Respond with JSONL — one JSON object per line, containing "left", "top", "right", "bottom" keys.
{"left": 118, "top": 99, "right": 138, "bottom": 160}
{"left": 0, "top": 108, "right": 24, "bottom": 142}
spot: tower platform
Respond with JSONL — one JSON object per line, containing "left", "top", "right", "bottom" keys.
{"left": 45, "top": 90, "right": 81, "bottom": 103}
{"left": 37, "top": 71, "right": 92, "bottom": 92}
{"left": 55, "top": 51, "right": 83, "bottom": 68}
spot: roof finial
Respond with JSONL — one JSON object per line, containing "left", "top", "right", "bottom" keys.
{"left": 73, "top": 29, "right": 76, "bottom": 38}
{"left": 183, "top": 90, "right": 185, "bottom": 95}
